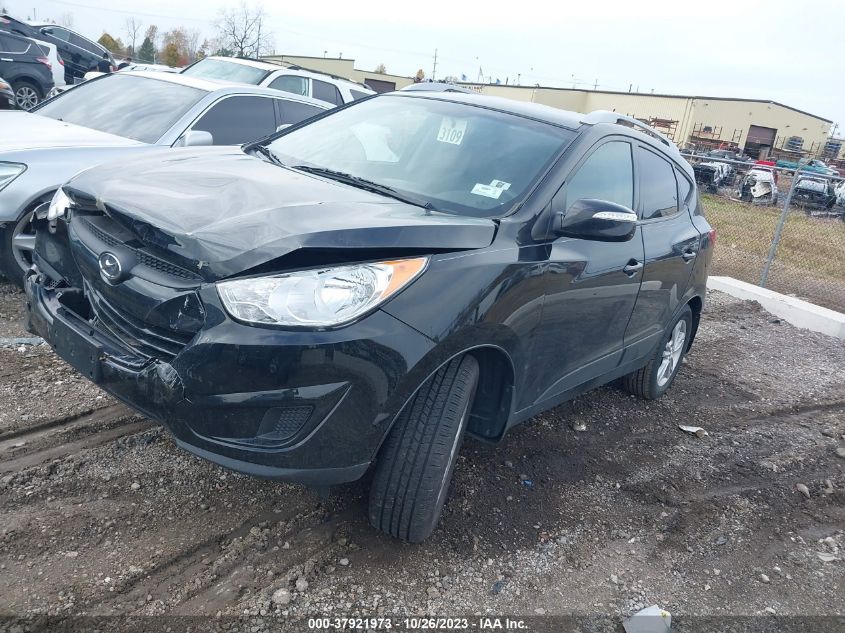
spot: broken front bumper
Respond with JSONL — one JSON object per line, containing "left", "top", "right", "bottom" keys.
{"left": 24, "top": 269, "right": 435, "bottom": 486}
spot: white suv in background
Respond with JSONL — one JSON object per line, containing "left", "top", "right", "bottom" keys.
{"left": 31, "top": 39, "right": 65, "bottom": 92}
{"left": 181, "top": 56, "right": 374, "bottom": 106}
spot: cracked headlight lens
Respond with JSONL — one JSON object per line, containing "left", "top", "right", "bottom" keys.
{"left": 217, "top": 258, "right": 428, "bottom": 327}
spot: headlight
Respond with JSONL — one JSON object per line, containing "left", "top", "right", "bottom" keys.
{"left": 47, "top": 188, "right": 71, "bottom": 220}
{"left": 0, "top": 162, "right": 25, "bottom": 192}
{"left": 217, "top": 257, "right": 428, "bottom": 327}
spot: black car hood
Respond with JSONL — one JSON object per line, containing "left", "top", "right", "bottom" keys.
{"left": 66, "top": 147, "right": 497, "bottom": 281}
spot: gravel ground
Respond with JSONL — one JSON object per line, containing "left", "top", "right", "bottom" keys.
{"left": 0, "top": 280, "right": 843, "bottom": 632}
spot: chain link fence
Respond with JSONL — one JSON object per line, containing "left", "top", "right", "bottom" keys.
{"left": 682, "top": 153, "right": 845, "bottom": 313}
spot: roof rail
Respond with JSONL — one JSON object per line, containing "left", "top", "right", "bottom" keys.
{"left": 285, "top": 64, "right": 373, "bottom": 90}
{"left": 582, "top": 110, "right": 673, "bottom": 149}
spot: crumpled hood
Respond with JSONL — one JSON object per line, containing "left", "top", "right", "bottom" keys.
{"left": 0, "top": 112, "right": 145, "bottom": 152}
{"left": 66, "top": 147, "right": 497, "bottom": 280}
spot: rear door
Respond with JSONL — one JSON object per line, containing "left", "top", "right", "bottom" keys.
{"left": 531, "top": 137, "right": 645, "bottom": 403}
{"left": 623, "top": 145, "right": 700, "bottom": 354}
{"left": 42, "top": 27, "right": 81, "bottom": 79}
{"left": 0, "top": 32, "right": 33, "bottom": 81}
{"left": 275, "top": 98, "right": 327, "bottom": 128}
{"left": 311, "top": 79, "right": 343, "bottom": 106}
{"left": 187, "top": 95, "right": 279, "bottom": 145}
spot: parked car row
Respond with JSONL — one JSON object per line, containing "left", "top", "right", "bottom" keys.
{"left": 1, "top": 13, "right": 114, "bottom": 85}
{"left": 0, "top": 28, "right": 55, "bottom": 109}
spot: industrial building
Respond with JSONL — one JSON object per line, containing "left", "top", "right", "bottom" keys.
{"left": 263, "top": 54, "right": 838, "bottom": 164}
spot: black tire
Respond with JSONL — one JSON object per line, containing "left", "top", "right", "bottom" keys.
{"left": 11, "top": 80, "right": 42, "bottom": 110}
{"left": 369, "top": 354, "right": 479, "bottom": 543}
{"left": 623, "top": 305, "right": 692, "bottom": 400}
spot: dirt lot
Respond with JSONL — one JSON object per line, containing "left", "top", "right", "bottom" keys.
{"left": 0, "top": 280, "right": 844, "bottom": 632}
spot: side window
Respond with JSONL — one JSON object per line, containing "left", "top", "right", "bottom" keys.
{"left": 312, "top": 79, "right": 343, "bottom": 105}
{"left": 48, "top": 28, "right": 71, "bottom": 42}
{"left": 191, "top": 96, "right": 277, "bottom": 145}
{"left": 564, "top": 141, "right": 634, "bottom": 211}
{"left": 0, "top": 33, "right": 30, "bottom": 54}
{"left": 350, "top": 89, "right": 371, "bottom": 100}
{"left": 69, "top": 33, "right": 94, "bottom": 53}
{"left": 638, "top": 147, "right": 679, "bottom": 220}
{"left": 278, "top": 100, "right": 325, "bottom": 126}
{"left": 268, "top": 74, "right": 308, "bottom": 97}
{"left": 675, "top": 168, "right": 692, "bottom": 207}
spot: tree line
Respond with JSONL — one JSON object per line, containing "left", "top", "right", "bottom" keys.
{"left": 1, "top": 1, "right": 275, "bottom": 68}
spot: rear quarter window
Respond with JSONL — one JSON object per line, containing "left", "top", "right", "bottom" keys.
{"left": 637, "top": 147, "right": 679, "bottom": 219}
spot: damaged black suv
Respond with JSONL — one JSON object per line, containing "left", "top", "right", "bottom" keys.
{"left": 25, "top": 93, "right": 713, "bottom": 542}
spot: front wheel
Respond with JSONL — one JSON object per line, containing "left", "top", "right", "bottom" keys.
{"left": 368, "top": 355, "right": 479, "bottom": 543}
{"left": 0, "top": 210, "right": 37, "bottom": 289}
{"left": 623, "top": 305, "right": 692, "bottom": 400}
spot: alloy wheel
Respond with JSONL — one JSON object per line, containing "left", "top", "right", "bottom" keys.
{"left": 656, "top": 319, "right": 687, "bottom": 387}
{"left": 11, "top": 211, "right": 36, "bottom": 275}
{"left": 15, "top": 86, "right": 39, "bottom": 110}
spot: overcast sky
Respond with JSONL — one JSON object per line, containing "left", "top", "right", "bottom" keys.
{"left": 5, "top": 0, "right": 842, "bottom": 131}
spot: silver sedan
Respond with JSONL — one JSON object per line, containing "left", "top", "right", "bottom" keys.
{"left": 0, "top": 71, "right": 330, "bottom": 286}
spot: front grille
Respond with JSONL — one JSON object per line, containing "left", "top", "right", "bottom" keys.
{"left": 135, "top": 251, "right": 197, "bottom": 280}
{"left": 79, "top": 217, "right": 201, "bottom": 282}
{"left": 88, "top": 289, "right": 194, "bottom": 360}
{"left": 84, "top": 220, "right": 121, "bottom": 248}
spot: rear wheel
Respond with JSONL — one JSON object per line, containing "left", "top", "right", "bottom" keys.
{"left": 369, "top": 355, "right": 479, "bottom": 543}
{"left": 12, "top": 80, "right": 42, "bottom": 110}
{"left": 623, "top": 305, "right": 692, "bottom": 400}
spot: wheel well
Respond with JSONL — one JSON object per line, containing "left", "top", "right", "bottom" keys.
{"left": 687, "top": 295, "right": 703, "bottom": 350}
{"left": 465, "top": 346, "right": 515, "bottom": 442}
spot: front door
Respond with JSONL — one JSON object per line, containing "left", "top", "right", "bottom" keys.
{"left": 530, "top": 138, "right": 645, "bottom": 405}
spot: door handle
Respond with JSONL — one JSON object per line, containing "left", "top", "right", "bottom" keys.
{"left": 623, "top": 260, "right": 643, "bottom": 276}
{"left": 681, "top": 248, "right": 697, "bottom": 262}
{"left": 0, "top": 58, "right": 13, "bottom": 62}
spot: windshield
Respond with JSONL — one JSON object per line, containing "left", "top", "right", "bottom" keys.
{"left": 265, "top": 95, "right": 574, "bottom": 218}
{"left": 34, "top": 74, "right": 206, "bottom": 144}
{"left": 181, "top": 58, "right": 268, "bottom": 84}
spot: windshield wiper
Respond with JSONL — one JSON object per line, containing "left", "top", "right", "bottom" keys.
{"left": 250, "top": 144, "right": 285, "bottom": 167}
{"left": 291, "top": 165, "right": 437, "bottom": 211}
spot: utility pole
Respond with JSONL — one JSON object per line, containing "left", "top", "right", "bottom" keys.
{"left": 431, "top": 48, "right": 437, "bottom": 81}
{"left": 517, "top": 73, "right": 521, "bottom": 85}
{"left": 594, "top": 78, "right": 598, "bottom": 90}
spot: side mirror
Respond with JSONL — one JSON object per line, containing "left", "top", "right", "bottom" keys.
{"left": 554, "top": 199, "right": 638, "bottom": 242}
{"left": 177, "top": 130, "right": 214, "bottom": 147}
{"left": 40, "top": 27, "right": 53, "bottom": 34}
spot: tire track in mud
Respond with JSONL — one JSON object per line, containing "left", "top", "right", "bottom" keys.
{"left": 0, "top": 405, "right": 153, "bottom": 474}
{"left": 94, "top": 501, "right": 361, "bottom": 615}
{"left": 0, "top": 404, "right": 129, "bottom": 442}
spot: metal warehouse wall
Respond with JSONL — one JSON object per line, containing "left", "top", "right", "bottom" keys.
{"left": 463, "top": 84, "right": 832, "bottom": 156}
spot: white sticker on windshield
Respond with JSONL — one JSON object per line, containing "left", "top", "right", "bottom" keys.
{"left": 471, "top": 183, "right": 503, "bottom": 199}
{"left": 437, "top": 117, "right": 467, "bottom": 145}
{"left": 489, "top": 179, "right": 511, "bottom": 190}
